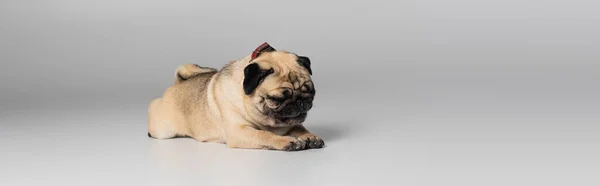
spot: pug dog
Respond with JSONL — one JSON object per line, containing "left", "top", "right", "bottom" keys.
{"left": 147, "top": 42, "right": 323, "bottom": 151}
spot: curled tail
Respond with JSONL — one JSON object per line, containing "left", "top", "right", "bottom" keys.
{"left": 175, "top": 64, "right": 217, "bottom": 83}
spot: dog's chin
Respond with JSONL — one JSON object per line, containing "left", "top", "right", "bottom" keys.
{"left": 274, "top": 112, "right": 308, "bottom": 125}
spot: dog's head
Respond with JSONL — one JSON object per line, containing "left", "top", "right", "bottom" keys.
{"left": 242, "top": 43, "right": 315, "bottom": 126}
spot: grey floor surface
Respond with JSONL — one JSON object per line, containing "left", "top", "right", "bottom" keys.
{"left": 1, "top": 0, "right": 599, "bottom": 186}
{"left": 2, "top": 69, "right": 599, "bottom": 186}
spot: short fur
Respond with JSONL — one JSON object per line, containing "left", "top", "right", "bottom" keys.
{"left": 148, "top": 49, "right": 323, "bottom": 151}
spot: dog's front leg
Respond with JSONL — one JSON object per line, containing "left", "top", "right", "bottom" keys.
{"left": 226, "top": 125, "right": 306, "bottom": 151}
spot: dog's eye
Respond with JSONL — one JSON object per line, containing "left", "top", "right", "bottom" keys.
{"left": 266, "top": 88, "right": 293, "bottom": 103}
{"left": 267, "top": 95, "right": 287, "bottom": 103}
{"left": 301, "top": 84, "right": 312, "bottom": 92}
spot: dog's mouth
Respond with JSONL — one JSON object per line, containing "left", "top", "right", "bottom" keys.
{"left": 262, "top": 109, "right": 307, "bottom": 119}
{"left": 275, "top": 112, "right": 308, "bottom": 123}
{"left": 278, "top": 112, "right": 307, "bottom": 119}
{"left": 259, "top": 106, "right": 308, "bottom": 123}
{"left": 258, "top": 98, "right": 312, "bottom": 125}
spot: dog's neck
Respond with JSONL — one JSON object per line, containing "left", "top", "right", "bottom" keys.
{"left": 213, "top": 54, "right": 256, "bottom": 117}
{"left": 219, "top": 55, "right": 251, "bottom": 80}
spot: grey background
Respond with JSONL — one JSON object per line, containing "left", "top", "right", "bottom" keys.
{"left": 1, "top": 0, "right": 599, "bottom": 185}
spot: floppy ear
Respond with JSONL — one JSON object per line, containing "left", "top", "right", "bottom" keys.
{"left": 243, "top": 63, "right": 274, "bottom": 95}
{"left": 297, "top": 56, "right": 312, "bottom": 75}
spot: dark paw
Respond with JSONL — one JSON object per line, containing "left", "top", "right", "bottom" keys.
{"left": 299, "top": 135, "right": 325, "bottom": 149}
{"left": 282, "top": 138, "right": 306, "bottom": 151}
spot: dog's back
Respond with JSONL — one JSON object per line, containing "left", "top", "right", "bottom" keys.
{"left": 148, "top": 64, "right": 219, "bottom": 141}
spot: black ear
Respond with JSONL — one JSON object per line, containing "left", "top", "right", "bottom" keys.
{"left": 297, "top": 56, "right": 312, "bottom": 75}
{"left": 243, "top": 63, "right": 274, "bottom": 95}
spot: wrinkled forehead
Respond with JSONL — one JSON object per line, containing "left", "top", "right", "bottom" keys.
{"left": 253, "top": 51, "right": 312, "bottom": 88}
{"left": 253, "top": 51, "right": 310, "bottom": 77}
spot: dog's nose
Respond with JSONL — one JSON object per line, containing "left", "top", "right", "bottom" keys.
{"left": 296, "top": 100, "right": 312, "bottom": 112}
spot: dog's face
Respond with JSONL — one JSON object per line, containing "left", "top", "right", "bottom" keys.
{"left": 243, "top": 51, "right": 315, "bottom": 126}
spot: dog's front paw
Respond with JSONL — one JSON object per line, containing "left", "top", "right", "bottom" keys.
{"left": 298, "top": 134, "right": 325, "bottom": 149}
{"left": 279, "top": 137, "right": 306, "bottom": 151}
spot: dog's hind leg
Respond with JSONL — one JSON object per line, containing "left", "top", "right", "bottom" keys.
{"left": 147, "top": 98, "right": 188, "bottom": 139}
